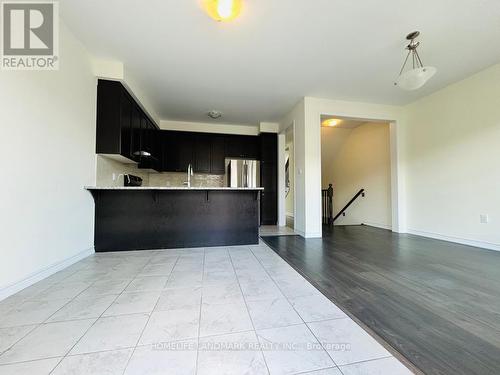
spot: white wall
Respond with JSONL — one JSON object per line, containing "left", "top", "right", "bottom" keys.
{"left": 0, "top": 23, "right": 97, "bottom": 299}
{"left": 287, "top": 64, "right": 500, "bottom": 250}
{"left": 281, "top": 97, "right": 405, "bottom": 237}
{"left": 403, "top": 63, "right": 500, "bottom": 249}
{"left": 321, "top": 123, "right": 392, "bottom": 229}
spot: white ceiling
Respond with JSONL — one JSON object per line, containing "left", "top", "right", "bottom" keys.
{"left": 61, "top": 0, "right": 500, "bottom": 125}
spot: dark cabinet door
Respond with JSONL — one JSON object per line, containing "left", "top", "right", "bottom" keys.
{"left": 119, "top": 92, "right": 132, "bottom": 159}
{"left": 149, "top": 120, "right": 161, "bottom": 169}
{"left": 142, "top": 117, "right": 157, "bottom": 158}
{"left": 177, "top": 133, "right": 194, "bottom": 172}
{"left": 244, "top": 136, "right": 260, "bottom": 159}
{"left": 130, "top": 104, "right": 142, "bottom": 162}
{"left": 96, "top": 79, "right": 160, "bottom": 165}
{"left": 260, "top": 162, "right": 278, "bottom": 225}
{"left": 261, "top": 191, "right": 277, "bottom": 225}
{"left": 96, "top": 80, "right": 121, "bottom": 155}
{"left": 261, "top": 162, "right": 277, "bottom": 193}
{"left": 138, "top": 118, "right": 161, "bottom": 171}
{"left": 194, "top": 134, "right": 211, "bottom": 173}
{"left": 140, "top": 115, "right": 149, "bottom": 156}
{"left": 210, "top": 135, "right": 226, "bottom": 174}
{"left": 225, "top": 135, "right": 259, "bottom": 159}
{"left": 260, "top": 133, "right": 277, "bottom": 163}
{"left": 224, "top": 135, "right": 240, "bottom": 158}
{"left": 163, "top": 131, "right": 179, "bottom": 172}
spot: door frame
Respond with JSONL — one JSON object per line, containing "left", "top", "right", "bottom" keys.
{"left": 318, "top": 114, "right": 401, "bottom": 232}
{"left": 278, "top": 121, "right": 296, "bottom": 229}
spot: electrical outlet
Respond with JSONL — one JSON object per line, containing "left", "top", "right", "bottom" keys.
{"left": 112, "top": 173, "right": 117, "bottom": 181}
{"left": 480, "top": 214, "right": 489, "bottom": 224}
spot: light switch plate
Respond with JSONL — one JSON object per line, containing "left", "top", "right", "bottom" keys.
{"left": 480, "top": 214, "right": 489, "bottom": 224}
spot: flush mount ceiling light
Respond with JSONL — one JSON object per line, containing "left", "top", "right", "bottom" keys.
{"left": 395, "top": 31, "right": 437, "bottom": 91}
{"left": 322, "top": 119, "right": 341, "bottom": 127}
{"left": 203, "top": 0, "right": 243, "bottom": 22}
{"left": 208, "top": 110, "right": 223, "bottom": 119}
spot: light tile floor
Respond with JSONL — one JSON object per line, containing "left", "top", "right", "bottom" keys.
{"left": 259, "top": 226, "right": 296, "bottom": 236}
{"left": 0, "top": 242, "right": 413, "bottom": 374}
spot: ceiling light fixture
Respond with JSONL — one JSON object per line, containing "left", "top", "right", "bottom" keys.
{"left": 203, "top": 0, "right": 243, "bottom": 22}
{"left": 208, "top": 110, "right": 223, "bottom": 119}
{"left": 322, "top": 119, "right": 340, "bottom": 127}
{"left": 395, "top": 31, "right": 437, "bottom": 91}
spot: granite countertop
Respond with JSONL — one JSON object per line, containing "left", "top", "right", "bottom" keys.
{"left": 85, "top": 186, "right": 264, "bottom": 191}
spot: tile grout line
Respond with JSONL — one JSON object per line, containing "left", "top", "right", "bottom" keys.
{"left": 0, "top": 260, "right": 114, "bottom": 366}
{"left": 1, "top": 246, "right": 402, "bottom": 373}
{"left": 194, "top": 247, "right": 206, "bottom": 375}
{"left": 47, "top": 254, "right": 154, "bottom": 375}
{"left": 0, "top": 257, "right": 105, "bottom": 355}
{"left": 255, "top": 247, "right": 405, "bottom": 371}
{"left": 249, "top": 244, "right": 343, "bottom": 372}
{"left": 228, "top": 247, "right": 272, "bottom": 375}
{"left": 0, "top": 323, "right": 40, "bottom": 361}
{"left": 290, "top": 365, "right": 342, "bottom": 375}
{"left": 259, "top": 239, "right": 417, "bottom": 373}
{"left": 120, "top": 253, "right": 181, "bottom": 375}
{"left": 263, "top": 240, "right": 417, "bottom": 372}
{"left": 336, "top": 354, "right": 395, "bottom": 369}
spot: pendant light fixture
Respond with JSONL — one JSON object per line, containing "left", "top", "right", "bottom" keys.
{"left": 395, "top": 31, "right": 437, "bottom": 91}
{"left": 203, "top": 0, "right": 243, "bottom": 22}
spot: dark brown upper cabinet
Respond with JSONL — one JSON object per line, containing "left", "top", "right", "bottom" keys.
{"left": 96, "top": 79, "right": 160, "bottom": 170}
{"left": 161, "top": 131, "right": 194, "bottom": 172}
{"left": 194, "top": 134, "right": 211, "bottom": 173}
{"left": 96, "top": 80, "right": 128, "bottom": 156}
{"left": 210, "top": 135, "right": 226, "bottom": 174}
{"left": 162, "top": 131, "right": 179, "bottom": 172}
{"left": 260, "top": 132, "right": 278, "bottom": 164}
{"left": 225, "top": 135, "right": 259, "bottom": 159}
{"left": 161, "top": 131, "right": 229, "bottom": 175}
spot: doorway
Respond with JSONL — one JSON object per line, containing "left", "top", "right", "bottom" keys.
{"left": 320, "top": 117, "right": 392, "bottom": 230}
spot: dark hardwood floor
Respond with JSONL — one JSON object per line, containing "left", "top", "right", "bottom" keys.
{"left": 261, "top": 225, "right": 500, "bottom": 375}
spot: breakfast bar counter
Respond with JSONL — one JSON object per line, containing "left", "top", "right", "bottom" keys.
{"left": 86, "top": 187, "right": 263, "bottom": 252}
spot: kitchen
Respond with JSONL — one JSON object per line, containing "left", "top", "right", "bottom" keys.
{"left": 86, "top": 79, "right": 278, "bottom": 251}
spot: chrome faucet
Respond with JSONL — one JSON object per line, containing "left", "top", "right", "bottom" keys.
{"left": 184, "top": 164, "right": 194, "bottom": 188}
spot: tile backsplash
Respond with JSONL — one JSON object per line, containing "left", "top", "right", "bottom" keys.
{"left": 96, "top": 155, "right": 224, "bottom": 187}
{"left": 149, "top": 172, "right": 224, "bottom": 188}
{"left": 96, "top": 156, "right": 150, "bottom": 187}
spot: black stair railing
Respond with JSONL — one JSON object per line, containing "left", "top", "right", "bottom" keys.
{"left": 321, "top": 184, "right": 334, "bottom": 226}
{"left": 332, "top": 189, "right": 365, "bottom": 223}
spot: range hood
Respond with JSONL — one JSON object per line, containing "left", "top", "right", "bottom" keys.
{"left": 133, "top": 150, "right": 151, "bottom": 157}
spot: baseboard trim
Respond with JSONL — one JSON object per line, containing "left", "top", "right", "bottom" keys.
{"left": 363, "top": 222, "right": 393, "bottom": 231}
{"left": 293, "top": 228, "right": 323, "bottom": 239}
{"left": 0, "top": 247, "right": 95, "bottom": 301}
{"left": 407, "top": 229, "right": 500, "bottom": 252}
{"left": 294, "top": 229, "right": 305, "bottom": 237}
{"left": 304, "top": 232, "right": 322, "bottom": 239}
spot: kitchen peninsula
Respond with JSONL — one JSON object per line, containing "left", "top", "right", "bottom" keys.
{"left": 87, "top": 186, "right": 263, "bottom": 251}
{"left": 89, "top": 79, "right": 277, "bottom": 252}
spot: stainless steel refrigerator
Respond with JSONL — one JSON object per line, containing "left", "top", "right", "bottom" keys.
{"left": 226, "top": 159, "right": 261, "bottom": 188}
